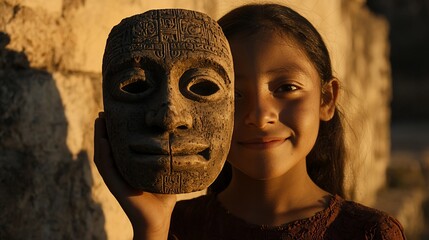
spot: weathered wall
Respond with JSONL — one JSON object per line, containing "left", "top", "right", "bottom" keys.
{"left": 0, "top": 0, "right": 391, "bottom": 239}
{"left": 338, "top": 0, "right": 391, "bottom": 204}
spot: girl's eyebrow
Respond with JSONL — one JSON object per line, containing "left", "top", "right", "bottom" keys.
{"left": 266, "top": 64, "right": 304, "bottom": 74}
{"left": 265, "top": 64, "right": 314, "bottom": 78}
{"left": 234, "top": 65, "right": 307, "bottom": 80}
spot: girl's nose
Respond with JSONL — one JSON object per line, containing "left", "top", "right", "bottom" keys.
{"left": 145, "top": 102, "right": 193, "bottom": 131}
{"left": 244, "top": 97, "right": 276, "bottom": 128}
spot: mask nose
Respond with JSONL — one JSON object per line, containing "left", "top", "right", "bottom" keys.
{"left": 145, "top": 102, "right": 193, "bottom": 131}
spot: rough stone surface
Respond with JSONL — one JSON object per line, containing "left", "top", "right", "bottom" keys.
{"left": 1, "top": 2, "right": 75, "bottom": 71}
{"left": 0, "top": 55, "right": 104, "bottom": 239}
{"left": 0, "top": 0, "right": 393, "bottom": 239}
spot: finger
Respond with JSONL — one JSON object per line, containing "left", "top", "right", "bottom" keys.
{"left": 96, "top": 136, "right": 131, "bottom": 193}
{"left": 97, "top": 136, "right": 117, "bottom": 180}
{"left": 94, "top": 113, "right": 119, "bottom": 188}
{"left": 94, "top": 112, "right": 107, "bottom": 165}
{"left": 95, "top": 112, "right": 107, "bottom": 139}
{"left": 98, "top": 111, "right": 106, "bottom": 119}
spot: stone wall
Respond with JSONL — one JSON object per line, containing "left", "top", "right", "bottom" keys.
{"left": 0, "top": 0, "right": 392, "bottom": 239}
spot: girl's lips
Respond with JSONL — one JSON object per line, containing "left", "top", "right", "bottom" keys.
{"left": 237, "top": 137, "right": 287, "bottom": 149}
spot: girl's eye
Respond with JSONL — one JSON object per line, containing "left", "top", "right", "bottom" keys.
{"left": 274, "top": 84, "right": 298, "bottom": 93}
{"left": 180, "top": 68, "right": 227, "bottom": 102}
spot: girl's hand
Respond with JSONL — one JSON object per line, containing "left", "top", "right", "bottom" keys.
{"left": 94, "top": 113, "right": 176, "bottom": 240}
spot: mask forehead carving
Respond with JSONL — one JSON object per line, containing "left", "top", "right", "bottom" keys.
{"left": 102, "top": 9, "right": 234, "bottom": 194}
{"left": 103, "top": 9, "right": 232, "bottom": 76}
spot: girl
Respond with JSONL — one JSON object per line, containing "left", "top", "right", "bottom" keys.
{"left": 94, "top": 3, "right": 406, "bottom": 239}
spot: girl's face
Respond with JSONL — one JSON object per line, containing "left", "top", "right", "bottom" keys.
{"left": 227, "top": 30, "right": 334, "bottom": 180}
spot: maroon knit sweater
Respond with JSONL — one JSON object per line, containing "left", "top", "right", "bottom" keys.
{"left": 169, "top": 194, "right": 406, "bottom": 240}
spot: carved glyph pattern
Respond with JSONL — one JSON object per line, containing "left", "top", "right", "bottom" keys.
{"left": 103, "top": 9, "right": 230, "bottom": 75}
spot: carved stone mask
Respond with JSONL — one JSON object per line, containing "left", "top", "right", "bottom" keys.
{"left": 102, "top": 9, "right": 234, "bottom": 193}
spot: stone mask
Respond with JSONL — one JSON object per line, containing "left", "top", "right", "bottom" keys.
{"left": 102, "top": 9, "right": 234, "bottom": 193}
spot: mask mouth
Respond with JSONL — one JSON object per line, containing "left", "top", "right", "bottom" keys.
{"left": 129, "top": 135, "right": 211, "bottom": 167}
{"left": 129, "top": 137, "right": 169, "bottom": 154}
{"left": 197, "top": 148, "right": 210, "bottom": 161}
{"left": 169, "top": 134, "right": 210, "bottom": 160}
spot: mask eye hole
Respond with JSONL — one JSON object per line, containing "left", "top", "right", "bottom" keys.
{"left": 107, "top": 66, "right": 156, "bottom": 101}
{"left": 121, "top": 79, "right": 151, "bottom": 94}
{"left": 180, "top": 68, "right": 228, "bottom": 102}
{"left": 189, "top": 79, "right": 220, "bottom": 96}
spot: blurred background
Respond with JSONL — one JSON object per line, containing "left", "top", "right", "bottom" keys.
{"left": 0, "top": 0, "right": 428, "bottom": 239}
{"left": 367, "top": 0, "right": 429, "bottom": 239}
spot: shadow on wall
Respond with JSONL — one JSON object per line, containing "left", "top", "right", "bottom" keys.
{"left": 0, "top": 32, "right": 106, "bottom": 239}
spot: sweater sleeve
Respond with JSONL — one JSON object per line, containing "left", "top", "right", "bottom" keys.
{"left": 368, "top": 215, "right": 407, "bottom": 240}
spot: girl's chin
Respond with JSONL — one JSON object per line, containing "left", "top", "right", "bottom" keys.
{"left": 231, "top": 165, "right": 291, "bottom": 181}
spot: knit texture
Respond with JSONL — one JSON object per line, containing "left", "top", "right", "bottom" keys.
{"left": 169, "top": 194, "right": 406, "bottom": 239}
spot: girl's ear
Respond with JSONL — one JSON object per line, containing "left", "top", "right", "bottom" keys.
{"left": 320, "top": 79, "right": 339, "bottom": 121}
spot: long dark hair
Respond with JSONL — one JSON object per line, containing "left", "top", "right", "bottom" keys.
{"left": 209, "top": 3, "right": 346, "bottom": 197}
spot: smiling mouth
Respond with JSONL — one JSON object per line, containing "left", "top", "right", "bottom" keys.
{"left": 128, "top": 135, "right": 211, "bottom": 170}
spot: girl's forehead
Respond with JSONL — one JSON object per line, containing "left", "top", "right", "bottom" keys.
{"left": 229, "top": 30, "right": 321, "bottom": 86}
{"left": 230, "top": 29, "right": 309, "bottom": 56}
{"left": 230, "top": 30, "right": 314, "bottom": 66}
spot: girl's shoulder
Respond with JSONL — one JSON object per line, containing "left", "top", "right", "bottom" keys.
{"left": 327, "top": 195, "right": 406, "bottom": 239}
